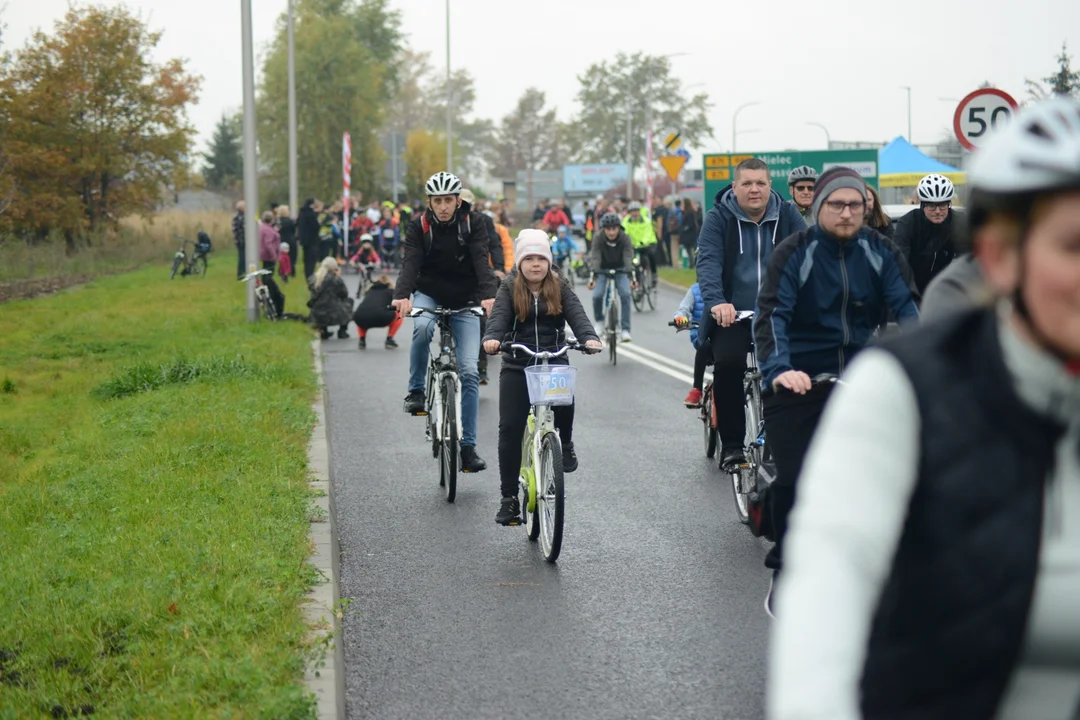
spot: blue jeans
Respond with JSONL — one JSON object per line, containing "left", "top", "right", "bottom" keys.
{"left": 592, "top": 274, "right": 632, "bottom": 332}
{"left": 407, "top": 291, "right": 481, "bottom": 447}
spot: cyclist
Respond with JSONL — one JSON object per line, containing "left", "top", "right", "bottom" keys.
{"left": 892, "top": 172, "right": 960, "bottom": 296}
{"left": 768, "top": 96, "right": 1080, "bottom": 720}
{"left": 621, "top": 201, "right": 660, "bottom": 287}
{"left": 392, "top": 171, "right": 499, "bottom": 474}
{"left": 695, "top": 157, "right": 807, "bottom": 468}
{"left": 482, "top": 229, "right": 602, "bottom": 525}
{"left": 587, "top": 212, "right": 635, "bottom": 342}
{"left": 551, "top": 225, "right": 578, "bottom": 278}
{"left": 755, "top": 166, "right": 919, "bottom": 618}
{"left": 671, "top": 282, "right": 712, "bottom": 408}
{"left": 460, "top": 189, "right": 504, "bottom": 387}
{"left": 787, "top": 165, "right": 818, "bottom": 220}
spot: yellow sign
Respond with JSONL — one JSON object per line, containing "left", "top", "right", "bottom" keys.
{"left": 879, "top": 171, "right": 967, "bottom": 187}
{"left": 705, "top": 156, "right": 729, "bottom": 167}
{"left": 659, "top": 155, "right": 688, "bottom": 181}
{"left": 705, "top": 169, "right": 730, "bottom": 181}
{"left": 730, "top": 154, "right": 754, "bottom": 165}
{"left": 664, "top": 132, "right": 681, "bottom": 150}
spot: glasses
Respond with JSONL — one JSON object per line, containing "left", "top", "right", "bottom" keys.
{"left": 793, "top": 184, "right": 815, "bottom": 193}
{"left": 824, "top": 200, "right": 866, "bottom": 215}
{"left": 924, "top": 202, "right": 951, "bottom": 211}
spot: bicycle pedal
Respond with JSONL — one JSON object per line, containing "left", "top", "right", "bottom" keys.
{"left": 411, "top": 410, "right": 428, "bottom": 417}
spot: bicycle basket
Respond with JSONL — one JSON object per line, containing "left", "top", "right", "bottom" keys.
{"left": 524, "top": 365, "right": 577, "bottom": 406}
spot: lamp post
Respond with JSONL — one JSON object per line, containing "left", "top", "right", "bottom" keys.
{"left": 287, "top": 0, "right": 297, "bottom": 216}
{"left": 732, "top": 101, "right": 762, "bottom": 151}
{"left": 900, "top": 86, "right": 912, "bottom": 141}
{"left": 240, "top": 0, "right": 259, "bottom": 321}
{"left": 445, "top": 0, "right": 452, "bottom": 171}
{"left": 806, "top": 121, "right": 831, "bottom": 148}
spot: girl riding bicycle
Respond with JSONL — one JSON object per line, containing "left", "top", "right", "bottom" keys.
{"left": 482, "top": 229, "right": 602, "bottom": 526}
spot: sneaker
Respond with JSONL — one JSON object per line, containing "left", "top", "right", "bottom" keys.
{"left": 721, "top": 446, "right": 746, "bottom": 470}
{"left": 495, "top": 496, "right": 521, "bottom": 526}
{"left": 562, "top": 442, "right": 578, "bottom": 473}
{"left": 385, "top": 337, "right": 399, "bottom": 349}
{"left": 320, "top": 330, "right": 333, "bottom": 340}
{"left": 595, "top": 321, "right": 605, "bottom": 336}
{"left": 357, "top": 337, "right": 366, "bottom": 350}
{"left": 403, "top": 391, "right": 426, "bottom": 415}
{"left": 337, "top": 328, "right": 350, "bottom": 339}
{"left": 620, "top": 330, "right": 632, "bottom": 343}
{"left": 684, "top": 388, "right": 703, "bottom": 408}
{"left": 765, "top": 572, "right": 777, "bottom": 620}
{"left": 460, "top": 445, "right": 487, "bottom": 473}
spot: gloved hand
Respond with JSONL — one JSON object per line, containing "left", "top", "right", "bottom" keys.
{"left": 674, "top": 315, "right": 690, "bottom": 327}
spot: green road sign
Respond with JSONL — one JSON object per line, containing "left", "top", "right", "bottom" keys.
{"left": 702, "top": 149, "right": 879, "bottom": 204}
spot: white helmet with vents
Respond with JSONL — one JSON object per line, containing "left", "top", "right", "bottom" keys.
{"left": 966, "top": 96, "right": 1080, "bottom": 195}
{"left": 916, "top": 173, "right": 955, "bottom": 202}
{"left": 425, "top": 171, "right": 462, "bottom": 196}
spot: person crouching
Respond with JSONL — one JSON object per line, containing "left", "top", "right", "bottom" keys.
{"left": 352, "top": 273, "right": 403, "bottom": 349}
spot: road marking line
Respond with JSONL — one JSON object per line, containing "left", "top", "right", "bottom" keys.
{"left": 617, "top": 344, "right": 695, "bottom": 385}
{"left": 620, "top": 342, "right": 714, "bottom": 382}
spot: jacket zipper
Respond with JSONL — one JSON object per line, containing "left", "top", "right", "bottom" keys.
{"left": 839, "top": 244, "right": 850, "bottom": 374}
{"left": 533, "top": 295, "right": 540, "bottom": 364}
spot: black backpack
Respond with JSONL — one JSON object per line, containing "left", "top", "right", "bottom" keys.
{"left": 195, "top": 231, "right": 213, "bottom": 254}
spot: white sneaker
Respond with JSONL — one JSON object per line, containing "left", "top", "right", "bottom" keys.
{"left": 595, "top": 321, "right": 605, "bottom": 336}
{"left": 620, "top": 330, "right": 632, "bottom": 343}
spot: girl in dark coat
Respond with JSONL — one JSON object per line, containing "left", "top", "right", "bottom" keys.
{"left": 308, "top": 257, "right": 352, "bottom": 339}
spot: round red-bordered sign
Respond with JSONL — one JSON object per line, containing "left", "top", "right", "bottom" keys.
{"left": 953, "top": 88, "right": 1019, "bottom": 151}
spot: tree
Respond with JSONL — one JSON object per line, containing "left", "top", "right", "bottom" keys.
{"left": 1025, "top": 42, "right": 1080, "bottom": 101}
{"left": 402, "top": 130, "right": 446, "bottom": 200}
{"left": 257, "top": 0, "right": 403, "bottom": 205}
{"left": 0, "top": 4, "right": 200, "bottom": 237}
{"left": 386, "top": 48, "right": 433, "bottom": 134}
{"left": 202, "top": 112, "right": 242, "bottom": 193}
{"left": 423, "top": 68, "right": 494, "bottom": 182}
{"left": 491, "top": 89, "right": 559, "bottom": 198}
{"left": 567, "top": 52, "right": 712, "bottom": 170}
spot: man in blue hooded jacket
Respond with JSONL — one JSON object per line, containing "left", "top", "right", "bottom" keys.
{"left": 695, "top": 157, "right": 807, "bottom": 467}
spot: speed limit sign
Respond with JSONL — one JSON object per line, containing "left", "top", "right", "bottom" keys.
{"left": 953, "top": 88, "right": 1019, "bottom": 150}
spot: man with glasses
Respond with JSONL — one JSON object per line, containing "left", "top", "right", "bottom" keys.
{"left": 892, "top": 173, "right": 960, "bottom": 297}
{"left": 754, "top": 166, "right": 918, "bottom": 617}
{"left": 787, "top": 165, "right": 818, "bottom": 220}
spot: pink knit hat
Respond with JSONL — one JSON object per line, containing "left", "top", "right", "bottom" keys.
{"left": 514, "top": 229, "right": 553, "bottom": 271}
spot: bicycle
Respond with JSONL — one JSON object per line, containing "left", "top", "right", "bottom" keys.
{"left": 630, "top": 249, "right": 658, "bottom": 312}
{"left": 356, "top": 262, "right": 379, "bottom": 296}
{"left": 594, "top": 269, "right": 631, "bottom": 366}
{"left": 239, "top": 269, "right": 279, "bottom": 321}
{"left": 501, "top": 341, "right": 595, "bottom": 563}
{"left": 170, "top": 234, "right": 211, "bottom": 279}
{"left": 407, "top": 305, "right": 485, "bottom": 502}
{"left": 555, "top": 255, "right": 575, "bottom": 289}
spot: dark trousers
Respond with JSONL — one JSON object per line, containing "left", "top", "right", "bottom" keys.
{"left": 236, "top": 243, "right": 245, "bottom": 279}
{"left": 302, "top": 246, "right": 317, "bottom": 281}
{"left": 318, "top": 240, "right": 336, "bottom": 262}
{"left": 710, "top": 320, "right": 752, "bottom": 450}
{"left": 498, "top": 367, "right": 574, "bottom": 497}
{"left": 693, "top": 342, "right": 711, "bottom": 391}
{"left": 762, "top": 383, "right": 834, "bottom": 571}
{"left": 289, "top": 242, "right": 298, "bottom": 277}
{"left": 637, "top": 245, "right": 659, "bottom": 279}
{"left": 477, "top": 315, "right": 488, "bottom": 374}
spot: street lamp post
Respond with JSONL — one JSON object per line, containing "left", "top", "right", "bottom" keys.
{"left": 287, "top": 0, "right": 298, "bottom": 217}
{"left": 900, "top": 86, "right": 912, "bottom": 141}
{"left": 806, "top": 121, "right": 831, "bottom": 148}
{"left": 732, "top": 101, "right": 762, "bottom": 151}
{"left": 240, "top": 0, "right": 259, "bottom": 321}
{"left": 445, "top": 0, "right": 452, "bottom": 172}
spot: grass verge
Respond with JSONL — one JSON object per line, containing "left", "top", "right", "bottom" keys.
{"left": 0, "top": 262, "right": 319, "bottom": 717}
{"left": 658, "top": 267, "right": 697, "bottom": 289}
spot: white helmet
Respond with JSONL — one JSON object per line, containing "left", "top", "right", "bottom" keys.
{"left": 359, "top": 233, "right": 373, "bottom": 243}
{"left": 917, "top": 173, "right": 955, "bottom": 203}
{"left": 425, "top": 171, "right": 462, "bottom": 196}
{"left": 788, "top": 165, "right": 818, "bottom": 185}
{"left": 966, "top": 96, "right": 1080, "bottom": 195}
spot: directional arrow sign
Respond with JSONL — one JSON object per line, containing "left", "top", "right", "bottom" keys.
{"left": 659, "top": 154, "right": 687, "bottom": 181}
{"left": 664, "top": 132, "right": 681, "bottom": 150}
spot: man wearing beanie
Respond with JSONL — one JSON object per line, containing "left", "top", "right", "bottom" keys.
{"left": 754, "top": 165, "right": 918, "bottom": 617}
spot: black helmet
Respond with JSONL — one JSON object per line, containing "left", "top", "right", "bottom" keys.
{"left": 599, "top": 212, "right": 621, "bottom": 228}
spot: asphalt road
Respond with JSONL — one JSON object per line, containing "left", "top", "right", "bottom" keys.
{"left": 323, "top": 271, "right": 771, "bottom": 720}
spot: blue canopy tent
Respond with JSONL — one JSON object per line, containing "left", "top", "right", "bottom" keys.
{"left": 878, "top": 136, "right": 965, "bottom": 187}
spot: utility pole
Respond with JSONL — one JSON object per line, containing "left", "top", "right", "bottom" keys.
{"left": 391, "top": 132, "right": 400, "bottom": 203}
{"left": 445, "top": 0, "right": 452, "bottom": 172}
{"left": 287, "top": 0, "right": 298, "bottom": 216}
{"left": 625, "top": 101, "right": 633, "bottom": 199}
{"left": 240, "top": 0, "right": 259, "bottom": 321}
{"left": 901, "top": 86, "right": 912, "bottom": 141}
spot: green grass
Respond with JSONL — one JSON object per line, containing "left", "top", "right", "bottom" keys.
{"left": 0, "top": 262, "right": 320, "bottom": 718}
{"left": 658, "top": 267, "right": 697, "bottom": 289}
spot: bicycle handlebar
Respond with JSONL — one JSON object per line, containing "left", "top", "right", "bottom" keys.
{"left": 239, "top": 269, "right": 273, "bottom": 282}
{"left": 501, "top": 341, "right": 600, "bottom": 357}
{"left": 668, "top": 310, "right": 754, "bottom": 331}
{"left": 403, "top": 306, "right": 485, "bottom": 318}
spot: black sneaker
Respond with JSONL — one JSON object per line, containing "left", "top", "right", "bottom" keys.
{"left": 403, "top": 391, "right": 426, "bottom": 415}
{"left": 385, "top": 337, "right": 398, "bottom": 349}
{"left": 357, "top": 337, "right": 366, "bottom": 350}
{"left": 337, "top": 328, "right": 350, "bottom": 339}
{"left": 562, "top": 442, "right": 578, "bottom": 473}
{"left": 460, "top": 445, "right": 486, "bottom": 473}
{"left": 721, "top": 446, "right": 746, "bottom": 470}
{"left": 496, "top": 496, "right": 521, "bottom": 526}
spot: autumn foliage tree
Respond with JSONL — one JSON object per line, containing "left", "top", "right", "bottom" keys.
{"left": 0, "top": 4, "right": 200, "bottom": 238}
{"left": 403, "top": 130, "right": 446, "bottom": 200}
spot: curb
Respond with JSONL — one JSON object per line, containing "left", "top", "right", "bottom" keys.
{"left": 303, "top": 339, "right": 346, "bottom": 720}
{"left": 658, "top": 277, "right": 691, "bottom": 292}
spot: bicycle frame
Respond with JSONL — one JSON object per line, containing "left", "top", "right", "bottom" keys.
{"left": 425, "top": 316, "right": 462, "bottom": 445}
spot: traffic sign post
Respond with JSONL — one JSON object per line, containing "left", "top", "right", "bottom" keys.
{"left": 953, "top": 88, "right": 1018, "bottom": 151}
{"left": 702, "top": 149, "right": 878, "bottom": 203}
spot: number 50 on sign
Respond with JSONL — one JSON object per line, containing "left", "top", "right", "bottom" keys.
{"left": 953, "top": 88, "right": 1019, "bottom": 151}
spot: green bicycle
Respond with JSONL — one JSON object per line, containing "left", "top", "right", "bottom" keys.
{"left": 503, "top": 341, "right": 596, "bottom": 563}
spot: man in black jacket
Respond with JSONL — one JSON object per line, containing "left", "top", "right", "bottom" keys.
{"left": 232, "top": 201, "right": 246, "bottom": 280}
{"left": 587, "top": 212, "right": 636, "bottom": 341}
{"left": 892, "top": 173, "right": 960, "bottom": 297}
{"left": 392, "top": 172, "right": 498, "bottom": 473}
{"left": 296, "top": 198, "right": 322, "bottom": 281}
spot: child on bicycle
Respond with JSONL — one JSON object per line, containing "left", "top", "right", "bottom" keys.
{"left": 551, "top": 225, "right": 577, "bottom": 277}
{"left": 482, "top": 229, "right": 602, "bottom": 526}
{"left": 349, "top": 235, "right": 381, "bottom": 271}
{"left": 671, "top": 282, "right": 714, "bottom": 408}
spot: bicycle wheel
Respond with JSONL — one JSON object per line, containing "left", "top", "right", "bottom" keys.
{"left": 608, "top": 300, "right": 619, "bottom": 366}
{"left": 645, "top": 270, "right": 658, "bottom": 310}
{"left": 631, "top": 271, "right": 645, "bottom": 312}
{"left": 258, "top": 293, "right": 278, "bottom": 321}
{"left": 439, "top": 375, "right": 458, "bottom": 502}
{"left": 170, "top": 256, "right": 181, "bottom": 279}
{"left": 702, "top": 385, "right": 717, "bottom": 459}
{"left": 537, "top": 432, "right": 565, "bottom": 562}
{"left": 195, "top": 255, "right": 208, "bottom": 277}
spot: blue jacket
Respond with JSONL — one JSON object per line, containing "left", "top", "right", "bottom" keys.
{"left": 754, "top": 226, "right": 919, "bottom": 388}
{"left": 551, "top": 232, "right": 577, "bottom": 260}
{"left": 673, "top": 283, "right": 706, "bottom": 348}
{"left": 695, "top": 186, "right": 807, "bottom": 313}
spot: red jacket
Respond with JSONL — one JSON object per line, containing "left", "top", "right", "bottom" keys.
{"left": 542, "top": 208, "right": 569, "bottom": 231}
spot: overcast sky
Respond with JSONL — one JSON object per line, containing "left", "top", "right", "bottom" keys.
{"left": 7, "top": 0, "right": 1080, "bottom": 162}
